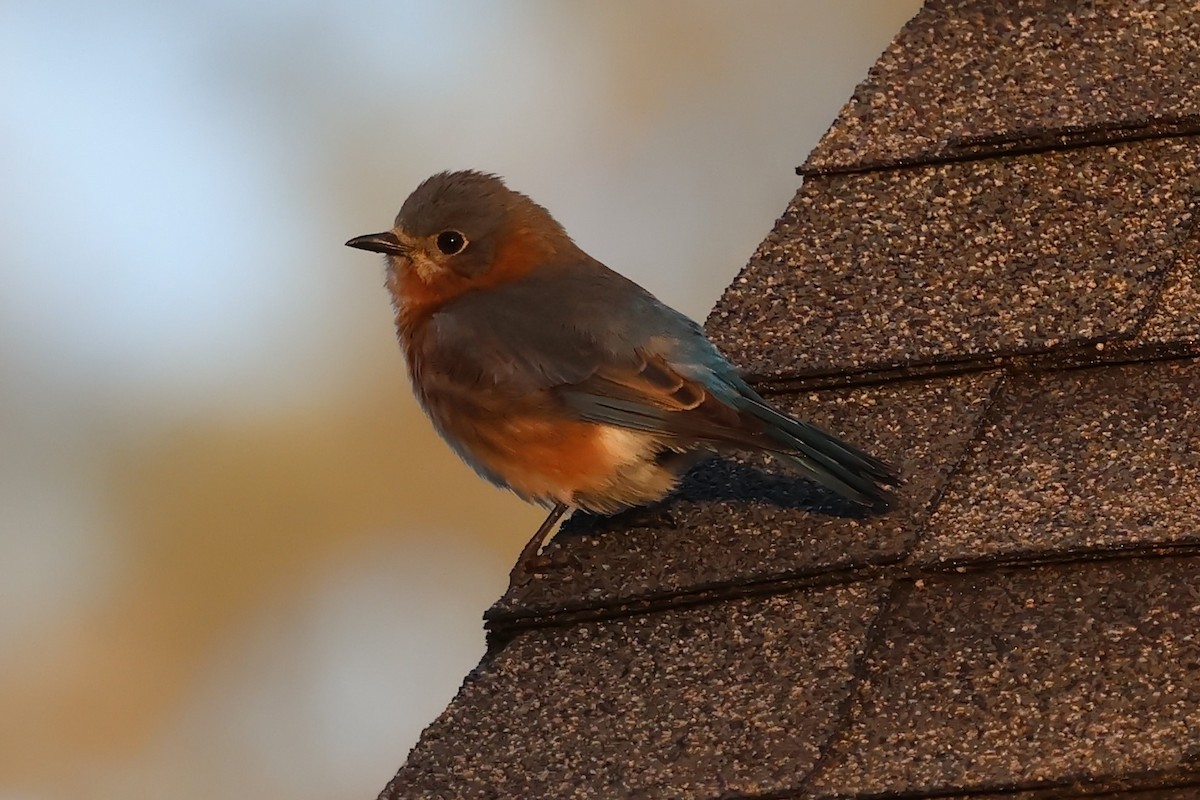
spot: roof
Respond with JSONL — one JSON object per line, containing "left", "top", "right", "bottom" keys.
{"left": 380, "top": 3, "right": 1200, "bottom": 798}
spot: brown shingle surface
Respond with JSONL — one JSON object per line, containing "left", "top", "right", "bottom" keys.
{"left": 809, "top": 559, "right": 1200, "bottom": 798}
{"left": 804, "top": 0, "right": 1200, "bottom": 175}
{"left": 708, "top": 138, "right": 1200, "bottom": 382}
{"left": 490, "top": 372, "right": 996, "bottom": 624}
{"left": 381, "top": 5, "right": 1200, "bottom": 799}
{"left": 916, "top": 359, "right": 1200, "bottom": 567}
{"left": 389, "top": 584, "right": 887, "bottom": 800}
{"left": 1138, "top": 230, "right": 1200, "bottom": 346}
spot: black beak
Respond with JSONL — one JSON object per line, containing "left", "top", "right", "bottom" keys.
{"left": 345, "top": 231, "right": 408, "bottom": 256}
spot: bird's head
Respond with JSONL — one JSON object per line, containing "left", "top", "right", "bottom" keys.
{"left": 346, "top": 171, "right": 577, "bottom": 316}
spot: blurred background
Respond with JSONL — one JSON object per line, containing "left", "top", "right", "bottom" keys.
{"left": 1, "top": 2, "right": 920, "bottom": 798}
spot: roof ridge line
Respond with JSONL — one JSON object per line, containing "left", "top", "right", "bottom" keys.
{"left": 799, "top": 116, "right": 1200, "bottom": 178}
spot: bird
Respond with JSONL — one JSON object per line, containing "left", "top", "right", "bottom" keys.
{"left": 346, "top": 170, "right": 897, "bottom": 575}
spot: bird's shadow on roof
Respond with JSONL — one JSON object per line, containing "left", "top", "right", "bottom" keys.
{"left": 561, "top": 457, "right": 883, "bottom": 538}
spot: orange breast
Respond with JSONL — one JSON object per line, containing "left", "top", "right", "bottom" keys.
{"left": 442, "top": 407, "right": 622, "bottom": 507}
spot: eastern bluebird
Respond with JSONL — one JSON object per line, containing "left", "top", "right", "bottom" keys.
{"left": 347, "top": 171, "right": 897, "bottom": 572}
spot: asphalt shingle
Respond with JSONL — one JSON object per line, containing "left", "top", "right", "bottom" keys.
{"left": 708, "top": 138, "right": 1200, "bottom": 382}
{"left": 916, "top": 358, "right": 1200, "bottom": 567}
{"left": 390, "top": 583, "right": 887, "bottom": 800}
{"left": 1137, "top": 230, "right": 1200, "bottom": 347}
{"left": 804, "top": 0, "right": 1200, "bottom": 174}
{"left": 810, "top": 558, "right": 1200, "bottom": 798}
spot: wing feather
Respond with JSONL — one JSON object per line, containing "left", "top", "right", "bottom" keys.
{"left": 418, "top": 262, "right": 897, "bottom": 506}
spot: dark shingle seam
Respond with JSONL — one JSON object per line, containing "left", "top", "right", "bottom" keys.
{"left": 1123, "top": 214, "right": 1200, "bottom": 338}
{"left": 484, "top": 564, "right": 897, "bottom": 653}
{"left": 618, "top": 730, "right": 1200, "bottom": 799}
{"left": 746, "top": 345, "right": 1200, "bottom": 395}
{"left": 800, "top": 579, "right": 910, "bottom": 797}
{"left": 897, "top": 369, "right": 1008, "bottom": 557}
{"left": 486, "top": 550, "right": 1200, "bottom": 646}
{"left": 919, "top": 541, "right": 1200, "bottom": 574}
{"left": 799, "top": 117, "right": 1200, "bottom": 178}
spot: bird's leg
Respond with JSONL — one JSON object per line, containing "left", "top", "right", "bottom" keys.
{"left": 510, "top": 502, "right": 570, "bottom": 584}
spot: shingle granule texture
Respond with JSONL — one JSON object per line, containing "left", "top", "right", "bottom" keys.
{"left": 708, "top": 138, "right": 1200, "bottom": 381}
{"left": 916, "top": 359, "right": 1200, "bottom": 566}
{"left": 804, "top": 0, "right": 1200, "bottom": 174}
{"left": 1137, "top": 229, "right": 1200, "bottom": 346}
{"left": 810, "top": 559, "right": 1200, "bottom": 797}
{"left": 388, "top": 584, "right": 886, "bottom": 800}
{"left": 381, "top": 4, "right": 1200, "bottom": 799}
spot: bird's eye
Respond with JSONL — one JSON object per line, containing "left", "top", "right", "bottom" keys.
{"left": 436, "top": 230, "right": 467, "bottom": 255}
